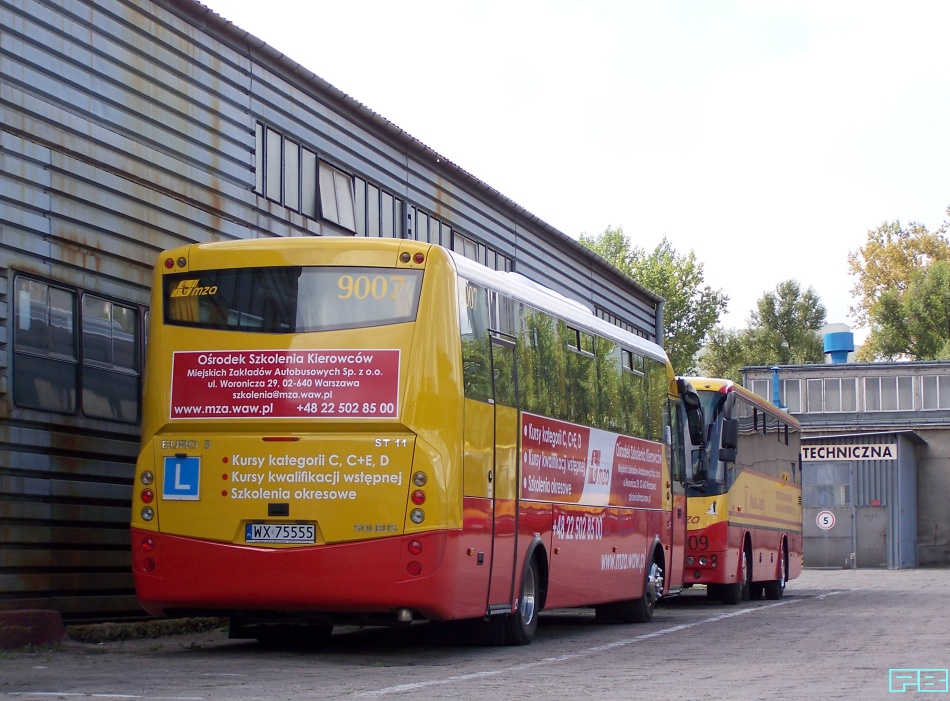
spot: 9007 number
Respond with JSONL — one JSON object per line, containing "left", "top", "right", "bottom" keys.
{"left": 337, "top": 274, "right": 406, "bottom": 300}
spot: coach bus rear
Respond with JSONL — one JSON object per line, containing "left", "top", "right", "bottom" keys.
{"left": 131, "top": 238, "right": 469, "bottom": 633}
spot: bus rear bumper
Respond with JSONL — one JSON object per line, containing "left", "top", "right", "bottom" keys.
{"left": 131, "top": 527, "right": 461, "bottom": 621}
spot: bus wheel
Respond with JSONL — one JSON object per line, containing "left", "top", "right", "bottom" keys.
{"left": 630, "top": 558, "right": 664, "bottom": 623}
{"left": 505, "top": 557, "right": 539, "bottom": 645}
{"left": 764, "top": 548, "right": 787, "bottom": 600}
{"left": 721, "top": 547, "right": 751, "bottom": 605}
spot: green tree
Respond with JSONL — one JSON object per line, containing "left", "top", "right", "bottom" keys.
{"left": 699, "top": 280, "right": 826, "bottom": 381}
{"left": 747, "top": 280, "right": 826, "bottom": 364}
{"left": 698, "top": 326, "right": 748, "bottom": 384}
{"left": 861, "top": 260, "right": 950, "bottom": 360}
{"left": 848, "top": 212, "right": 950, "bottom": 360}
{"left": 580, "top": 226, "right": 728, "bottom": 373}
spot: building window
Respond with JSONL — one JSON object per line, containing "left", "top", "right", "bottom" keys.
{"left": 13, "top": 277, "right": 78, "bottom": 413}
{"left": 454, "top": 231, "right": 478, "bottom": 260}
{"left": 284, "top": 139, "right": 300, "bottom": 211}
{"left": 264, "top": 126, "right": 282, "bottom": 202}
{"left": 922, "top": 375, "right": 950, "bottom": 410}
{"left": 782, "top": 379, "right": 802, "bottom": 413}
{"left": 12, "top": 276, "right": 142, "bottom": 422}
{"left": 750, "top": 379, "right": 770, "bottom": 402}
{"left": 254, "top": 123, "right": 319, "bottom": 218}
{"left": 318, "top": 161, "right": 356, "bottom": 231}
{"left": 865, "top": 376, "right": 914, "bottom": 411}
{"left": 450, "top": 231, "right": 512, "bottom": 272}
{"left": 806, "top": 377, "right": 856, "bottom": 413}
{"left": 825, "top": 378, "right": 857, "bottom": 412}
{"left": 596, "top": 308, "right": 639, "bottom": 337}
{"left": 81, "top": 295, "right": 140, "bottom": 423}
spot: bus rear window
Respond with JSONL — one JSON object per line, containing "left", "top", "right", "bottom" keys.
{"left": 163, "top": 266, "right": 423, "bottom": 333}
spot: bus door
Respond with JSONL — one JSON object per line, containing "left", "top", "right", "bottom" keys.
{"left": 486, "top": 332, "right": 520, "bottom": 611}
{"left": 669, "top": 388, "right": 699, "bottom": 593}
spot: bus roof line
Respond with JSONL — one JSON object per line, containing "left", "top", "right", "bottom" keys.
{"left": 450, "top": 251, "right": 668, "bottom": 365}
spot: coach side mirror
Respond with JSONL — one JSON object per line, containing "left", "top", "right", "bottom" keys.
{"left": 678, "top": 383, "right": 706, "bottom": 448}
{"left": 721, "top": 416, "right": 738, "bottom": 450}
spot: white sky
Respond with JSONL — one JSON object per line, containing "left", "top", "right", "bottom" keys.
{"left": 201, "top": 0, "right": 950, "bottom": 338}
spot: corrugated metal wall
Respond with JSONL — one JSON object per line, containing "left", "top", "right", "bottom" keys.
{"left": 1, "top": 0, "right": 663, "bottom": 619}
{"left": 802, "top": 433, "right": 917, "bottom": 569}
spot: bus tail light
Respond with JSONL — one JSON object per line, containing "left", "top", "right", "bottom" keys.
{"left": 140, "top": 488, "right": 154, "bottom": 504}
{"left": 143, "top": 558, "right": 157, "bottom": 573}
{"left": 412, "top": 471, "right": 427, "bottom": 487}
{"left": 406, "top": 561, "right": 422, "bottom": 576}
{"left": 141, "top": 536, "right": 155, "bottom": 552}
{"left": 141, "top": 507, "right": 155, "bottom": 521}
{"left": 411, "top": 490, "right": 425, "bottom": 505}
{"left": 409, "top": 509, "right": 425, "bottom": 524}
{"left": 407, "top": 539, "right": 423, "bottom": 555}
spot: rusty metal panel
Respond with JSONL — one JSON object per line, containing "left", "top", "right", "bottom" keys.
{"left": 0, "top": 549, "right": 130, "bottom": 570}
{"left": 0, "top": 500, "right": 132, "bottom": 525}
{"left": 0, "top": 524, "right": 131, "bottom": 548}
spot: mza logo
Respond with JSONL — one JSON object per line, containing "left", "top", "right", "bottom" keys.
{"left": 170, "top": 279, "right": 218, "bottom": 297}
{"left": 889, "top": 669, "right": 949, "bottom": 693}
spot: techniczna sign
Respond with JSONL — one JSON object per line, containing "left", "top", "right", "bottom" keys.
{"left": 801, "top": 444, "right": 897, "bottom": 461}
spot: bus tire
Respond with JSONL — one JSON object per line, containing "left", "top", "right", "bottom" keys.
{"left": 505, "top": 557, "right": 540, "bottom": 645}
{"left": 629, "top": 556, "right": 664, "bottom": 623}
{"left": 721, "top": 545, "right": 751, "bottom": 605}
{"left": 764, "top": 546, "right": 788, "bottom": 600}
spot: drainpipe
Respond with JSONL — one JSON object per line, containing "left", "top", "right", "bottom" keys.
{"left": 655, "top": 300, "right": 665, "bottom": 349}
{"left": 771, "top": 366, "right": 783, "bottom": 409}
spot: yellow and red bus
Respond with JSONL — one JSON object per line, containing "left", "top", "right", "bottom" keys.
{"left": 131, "top": 237, "right": 700, "bottom": 644}
{"left": 680, "top": 377, "right": 802, "bottom": 603}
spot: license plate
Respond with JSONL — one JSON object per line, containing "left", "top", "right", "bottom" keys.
{"left": 245, "top": 523, "right": 315, "bottom": 544}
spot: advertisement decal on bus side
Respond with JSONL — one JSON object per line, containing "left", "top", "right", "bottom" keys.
{"left": 520, "top": 412, "right": 664, "bottom": 509}
{"left": 168, "top": 349, "right": 400, "bottom": 419}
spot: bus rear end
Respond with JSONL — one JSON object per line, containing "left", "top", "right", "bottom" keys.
{"left": 130, "top": 238, "right": 466, "bottom": 628}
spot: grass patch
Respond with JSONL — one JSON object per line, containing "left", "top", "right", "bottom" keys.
{"left": 67, "top": 618, "right": 227, "bottom": 643}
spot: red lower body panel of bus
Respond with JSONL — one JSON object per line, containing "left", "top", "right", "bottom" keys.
{"left": 131, "top": 527, "right": 467, "bottom": 621}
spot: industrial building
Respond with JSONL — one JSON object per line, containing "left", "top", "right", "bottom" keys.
{"left": 0, "top": 0, "right": 666, "bottom": 619}
{"left": 743, "top": 333, "right": 950, "bottom": 569}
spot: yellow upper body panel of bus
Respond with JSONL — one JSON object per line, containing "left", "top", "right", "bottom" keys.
{"left": 135, "top": 238, "right": 465, "bottom": 545}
